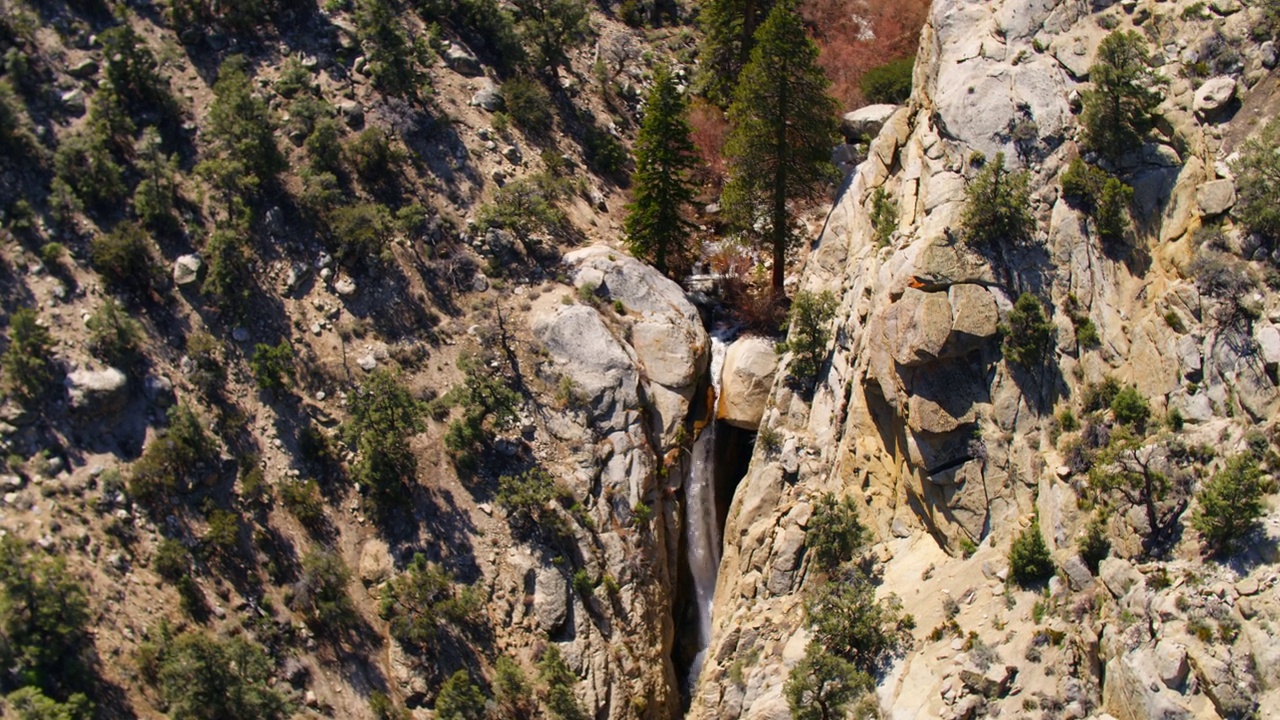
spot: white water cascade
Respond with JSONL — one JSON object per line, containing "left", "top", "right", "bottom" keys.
{"left": 684, "top": 330, "right": 730, "bottom": 687}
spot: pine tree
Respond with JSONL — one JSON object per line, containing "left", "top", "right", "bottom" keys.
{"left": 1081, "top": 30, "right": 1164, "bottom": 164}
{"left": 511, "top": 0, "right": 590, "bottom": 73}
{"left": 624, "top": 67, "right": 699, "bottom": 277}
{"left": 722, "top": 0, "right": 838, "bottom": 291}
{"left": 697, "top": 0, "right": 777, "bottom": 107}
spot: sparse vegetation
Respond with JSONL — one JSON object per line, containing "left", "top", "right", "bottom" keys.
{"left": 249, "top": 341, "right": 294, "bottom": 392}
{"left": 806, "top": 493, "right": 868, "bottom": 571}
{"left": 1081, "top": 30, "right": 1165, "bottom": 163}
{"left": 292, "top": 549, "right": 357, "bottom": 631}
{"left": 869, "top": 186, "right": 898, "bottom": 246}
{"left": 1192, "top": 453, "right": 1271, "bottom": 556}
{"left": 778, "top": 290, "right": 837, "bottom": 391}
{"left": 1009, "top": 517, "right": 1054, "bottom": 586}
{"left": 1002, "top": 293, "right": 1053, "bottom": 368}
{"left": 1231, "top": 116, "right": 1280, "bottom": 244}
{"left": 3, "top": 308, "right": 56, "bottom": 404}
{"left": 129, "top": 403, "right": 219, "bottom": 504}
{"left": 380, "top": 553, "right": 481, "bottom": 650}
{"left": 961, "top": 152, "right": 1034, "bottom": 247}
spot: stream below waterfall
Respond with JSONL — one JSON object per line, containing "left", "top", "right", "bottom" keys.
{"left": 682, "top": 329, "right": 732, "bottom": 691}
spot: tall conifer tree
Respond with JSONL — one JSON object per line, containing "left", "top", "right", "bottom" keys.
{"left": 624, "top": 67, "right": 699, "bottom": 277}
{"left": 697, "top": 0, "right": 777, "bottom": 106}
{"left": 722, "top": 1, "right": 838, "bottom": 291}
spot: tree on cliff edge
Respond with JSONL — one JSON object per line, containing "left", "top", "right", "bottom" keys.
{"left": 624, "top": 67, "right": 700, "bottom": 277}
{"left": 722, "top": 0, "right": 838, "bottom": 291}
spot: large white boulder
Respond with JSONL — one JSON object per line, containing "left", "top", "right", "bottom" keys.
{"left": 717, "top": 337, "right": 778, "bottom": 431}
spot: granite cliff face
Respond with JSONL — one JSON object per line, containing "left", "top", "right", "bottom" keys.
{"left": 695, "top": 0, "right": 1280, "bottom": 717}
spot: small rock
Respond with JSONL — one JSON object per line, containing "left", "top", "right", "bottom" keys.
{"left": 444, "top": 43, "right": 482, "bottom": 76}
{"left": 68, "top": 58, "right": 98, "bottom": 78}
{"left": 840, "top": 103, "right": 899, "bottom": 142}
{"left": 337, "top": 101, "right": 364, "bottom": 128}
{"left": 503, "top": 145, "right": 522, "bottom": 164}
{"left": 143, "top": 375, "right": 174, "bottom": 407}
{"left": 1236, "top": 577, "right": 1260, "bottom": 596}
{"left": 173, "top": 254, "right": 202, "bottom": 286}
{"left": 232, "top": 327, "right": 250, "bottom": 343}
{"left": 304, "top": 690, "right": 319, "bottom": 708}
{"left": 310, "top": 322, "right": 323, "bottom": 336}
{"left": 356, "top": 354, "right": 377, "bottom": 371}
{"left": 1262, "top": 41, "right": 1278, "bottom": 70}
{"left": 333, "top": 277, "right": 357, "bottom": 296}
{"left": 471, "top": 79, "right": 503, "bottom": 111}
{"left": 61, "top": 88, "right": 85, "bottom": 115}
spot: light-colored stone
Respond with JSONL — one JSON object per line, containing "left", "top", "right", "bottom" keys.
{"left": 173, "top": 254, "right": 202, "bottom": 286}
{"left": 1196, "top": 179, "right": 1236, "bottom": 216}
{"left": 718, "top": 337, "right": 778, "bottom": 430}
{"left": 65, "top": 367, "right": 129, "bottom": 417}
{"left": 841, "top": 104, "right": 899, "bottom": 141}
{"left": 1193, "top": 77, "right": 1237, "bottom": 118}
{"left": 471, "top": 78, "right": 503, "bottom": 111}
{"left": 443, "top": 43, "right": 482, "bottom": 76}
{"left": 534, "top": 567, "right": 568, "bottom": 634}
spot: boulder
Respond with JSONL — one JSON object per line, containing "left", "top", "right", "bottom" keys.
{"left": 358, "top": 538, "right": 392, "bottom": 587}
{"left": 1103, "top": 654, "right": 1193, "bottom": 720}
{"left": 1254, "top": 323, "right": 1280, "bottom": 370}
{"left": 65, "top": 367, "right": 129, "bottom": 417}
{"left": 840, "top": 104, "right": 899, "bottom": 142}
{"left": 883, "top": 288, "right": 953, "bottom": 367}
{"left": 1099, "top": 557, "right": 1142, "bottom": 599}
{"left": 532, "top": 304, "right": 639, "bottom": 430}
{"left": 173, "top": 254, "right": 202, "bottom": 286}
{"left": 947, "top": 284, "right": 999, "bottom": 345}
{"left": 470, "top": 79, "right": 503, "bottom": 111}
{"left": 911, "top": 241, "right": 996, "bottom": 288}
{"left": 1193, "top": 77, "right": 1237, "bottom": 118}
{"left": 718, "top": 337, "right": 779, "bottom": 430}
{"left": 443, "top": 43, "right": 482, "bottom": 76}
{"left": 534, "top": 567, "right": 568, "bottom": 634}
{"left": 1154, "top": 641, "right": 1189, "bottom": 690}
{"left": 1196, "top": 179, "right": 1236, "bottom": 216}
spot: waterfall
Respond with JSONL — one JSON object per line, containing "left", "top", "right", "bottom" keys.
{"left": 684, "top": 330, "right": 730, "bottom": 687}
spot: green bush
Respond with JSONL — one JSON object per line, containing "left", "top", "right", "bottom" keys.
{"left": 961, "top": 152, "right": 1034, "bottom": 247}
{"left": 3, "top": 308, "right": 56, "bottom": 404}
{"left": 90, "top": 222, "right": 155, "bottom": 295}
{"left": 293, "top": 550, "right": 357, "bottom": 631}
{"left": 345, "top": 370, "right": 423, "bottom": 512}
{"left": 538, "top": 645, "right": 588, "bottom": 720}
{"left": 1192, "top": 453, "right": 1269, "bottom": 556}
{"left": 492, "top": 656, "right": 536, "bottom": 719}
{"left": 129, "top": 403, "right": 219, "bottom": 504}
{"left": 328, "top": 202, "right": 394, "bottom": 268}
{"left": 860, "top": 56, "right": 914, "bottom": 105}
{"left": 1002, "top": 293, "right": 1053, "bottom": 368}
{"left": 304, "top": 116, "right": 345, "bottom": 176}
{"left": 441, "top": 354, "right": 520, "bottom": 467}
{"left": 497, "top": 467, "right": 570, "bottom": 529}
{"left": 3, "top": 686, "right": 92, "bottom": 720}
{"left": 355, "top": 0, "right": 418, "bottom": 96}
{"left": 1109, "top": 385, "right": 1149, "bottom": 432}
{"left": 201, "top": 507, "right": 241, "bottom": 558}
{"left": 502, "top": 75, "right": 554, "bottom": 138}
{"left": 416, "top": 0, "right": 524, "bottom": 71}
{"left": 346, "top": 127, "right": 404, "bottom": 188}
{"left": 805, "top": 565, "right": 908, "bottom": 675}
{"left": 0, "top": 79, "right": 40, "bottom": 158}
{"left": 201, "top": 225, "right": 252, "bottom": 315}
{"left": 1081, "top": 376, "right": 1122, "bottom": 414}
{"left": 197, "top": 55, "right": 283, "bottom": 198}
{"left": 249, "top": 341, "right": 294, "bottom": 391}
{"left": 1077, "top": 513, "right": 1110, "bottom": 574}
{"left": 132, "top": 128, "right": 180, "bottom": 229}
{"left": 778, "top": 290, "right": 837, "bottom": 392}
{"left": 477, "top": 175, "right": 566, "bottom": 235}
{"left": 1008, "top": 517, "right": 1054, "bottom": 586}
{"left": 279, "top": 479, "right": 326, "bottom": 531}
{"left": 54, "top": 130, "right": 126, "bottom": 213}
{"left": 150, "top": 631, "right": 287, "bottom": 720}
{"left": 1081, "top": 30, "right": 1164, "bottom": 163}
{"left": 0, "top": 538, "right": 93, "bottom": 700}
{"left": 379, "top": 553, "right": 481, "bottom": 650}
{"left": 785, "top": 642, "right": 868, "bottom": 720}
{"left": 1095, "top": 177, "right": 1134, "bottom": 243}
{"left": 806, "top": 493, "right": 868, "bottom": 571}
{"left": 1231, "top": 116, "right": 1280, "bottom": 242}
{"left": 583, "top": 123, "right": 627, "bottom": 176}
{"left": 86, "top": 298, "right": 142, "bottom": 367}
{"left": 152, "top": 538, "right": 190, "bottom": 582}
{"left": 513, "top": 0, "right": 590, "bottom": 71}
{"left": 184, "top": 332, "right": 227, "bottom": 400}
{"left": 435, "top": 670, "right": 486, "bottom": 720}
{"left": 869, "top": 186, "right": 898, "bottom": 246}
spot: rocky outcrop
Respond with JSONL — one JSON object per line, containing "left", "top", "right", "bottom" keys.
{"left": 524, "top": 246, "right": 708, "bottom": 719}
{"left": 695, "top": 0, "right": 1280, "bottom": 718}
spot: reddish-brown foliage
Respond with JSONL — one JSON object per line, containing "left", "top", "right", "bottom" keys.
{"left": 689, "top": 97, "right": 731, "bottom": 189}
{"left": 801, "top": 0, "right": 931, "bottom": 110}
